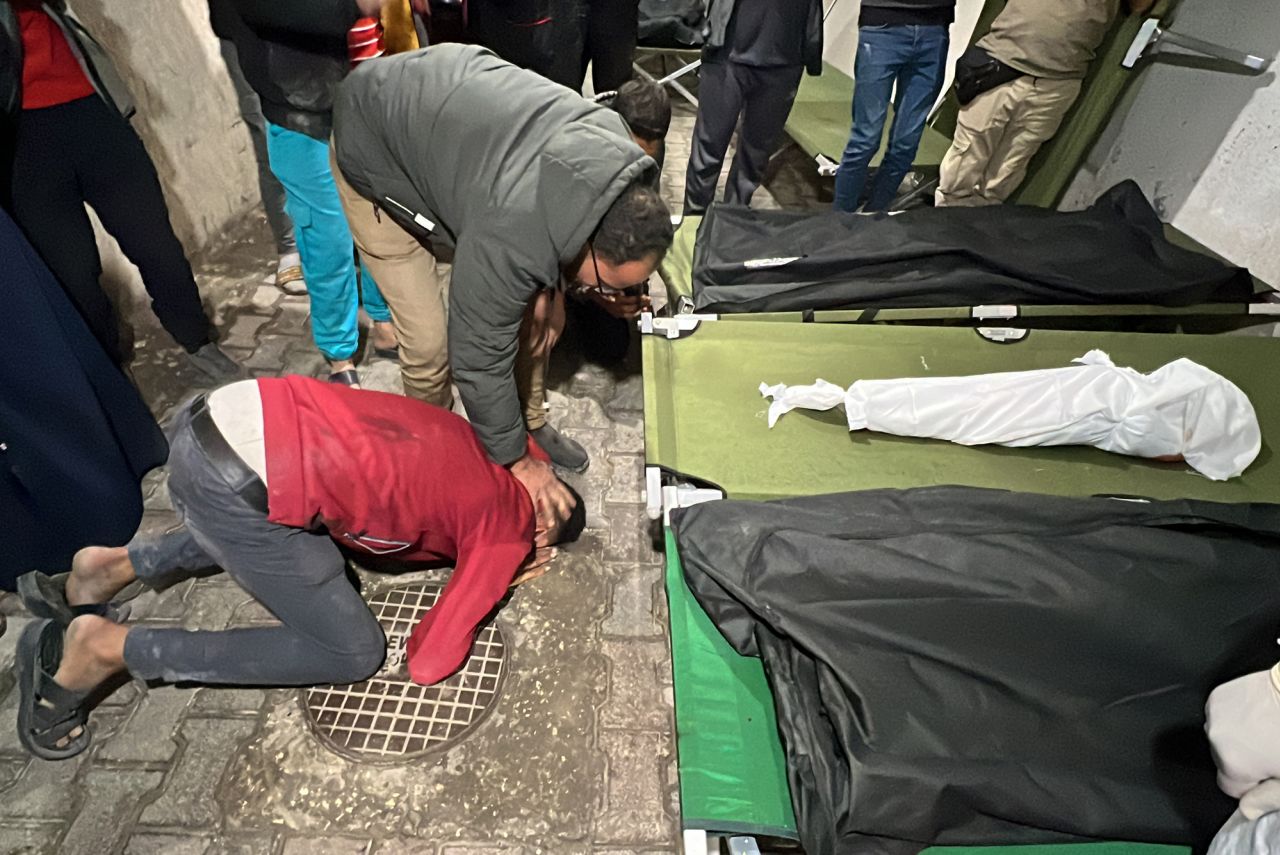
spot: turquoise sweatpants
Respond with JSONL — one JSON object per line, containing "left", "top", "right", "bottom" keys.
{"left": 265, "top": 123, "right": 389, "bottom": 362}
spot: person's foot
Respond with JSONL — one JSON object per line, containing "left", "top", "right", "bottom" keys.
{"left": 370, "top": 321, "right": 399, "bottom": 358}
{"left": 530, "top": 423, "right": 589, "bottom": 473}
{"left": 52, "top": 615, "right": 128, "bottom": 694}
{"left": 65, "top": 547, "right": 134, "bottom": 608}
{"left": 275, "top": 251, "right": 307, "bottom": 296}
{"left": 328, "top": 359, "right": 361, "bottom": 388}
{"left": 187, "top": 343, "right": 246, "bottom": 383}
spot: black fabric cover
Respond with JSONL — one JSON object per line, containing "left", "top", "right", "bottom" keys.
{"left": 638, "top": 0, "right": 705, "bottom": 47}
{"left": 0, "top": 207, "right": 166, "bottom": 588}
{"left": 689, "top": 181, "right": 1256, "bottom": 313}
{"left": 671, "top": 487, "right": 1280, "bottom": 855}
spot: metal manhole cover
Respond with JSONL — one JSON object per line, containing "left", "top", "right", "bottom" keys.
{"left": 303, "top": 582, "right": 507, "bottom": 761}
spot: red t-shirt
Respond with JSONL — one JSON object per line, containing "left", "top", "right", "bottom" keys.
{"left": 259, "top": 375, "right": 546, "bottom": 685}
{"left": 16, "top": 4, "right": 96, "bottom": 110}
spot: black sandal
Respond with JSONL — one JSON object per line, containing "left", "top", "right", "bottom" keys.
{"left": 16, "top": 572, "right": 128, "bottom": 625}
{"left": 372, "top": 345, "right": 400, "bottom": 360}
{"left": 16, "top": 620, "right": 92, "bottom": 761}
{"left": 328, "top": 368, "right": 361, "bottom": 387}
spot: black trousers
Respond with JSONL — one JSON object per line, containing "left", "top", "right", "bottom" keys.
{"left": 574, "top": 0, "right": 639, "bottom": 93}
{"left": 682, "top": 59, "right": 803, "bottom": 215}
{"left": 9, "top": 96, "right": 210, "bottom": 362}
{"left": 468, "top": 0, "right": 581, "bottom": 89}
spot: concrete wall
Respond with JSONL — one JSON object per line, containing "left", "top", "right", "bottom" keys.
{"left": 70, "top": 0, "right": 260, "bottom": 254}
{"left": 64, "top": 0, "right": 262, "bottom": 329}
{"left": 1061, "top": 0, "right": 1280, "bottom": 287}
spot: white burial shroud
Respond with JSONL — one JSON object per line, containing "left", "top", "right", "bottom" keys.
{"left": 759, "top": 350, "right": 1261, "bottom": 481}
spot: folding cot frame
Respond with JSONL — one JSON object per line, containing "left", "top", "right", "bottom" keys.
{"left": 641, "top": 315, "right": 1280, "bottom": 855}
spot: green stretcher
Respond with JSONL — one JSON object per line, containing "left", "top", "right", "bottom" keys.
{"left": 784, "top": 61, "right": 955, "bottom": 179}
{"left": 657, "top": 215, "right": 1279, "bottom": 332}
{"left": 645, "top": 319, "right": 1280, "bottom": 853}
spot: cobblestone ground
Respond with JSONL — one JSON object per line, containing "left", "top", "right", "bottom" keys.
{"left": 0, "top": 212, "right": 677, "bottom": 855}
{"left": 0, "top": 96, "right": 814, "bottom": 855}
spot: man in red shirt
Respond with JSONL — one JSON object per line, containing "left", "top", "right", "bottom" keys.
{"left": 13, "top": 376, "right": 585, "bottom": 761}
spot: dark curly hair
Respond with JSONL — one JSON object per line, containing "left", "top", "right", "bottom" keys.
{"left": 612, "top": 79, "right": 671, "bottom": 142}
{"left": 556, "top": 479, "right": 588, "bottom": 544}
{"left": 594, "top": 181, "right": 673, "bottom": 267}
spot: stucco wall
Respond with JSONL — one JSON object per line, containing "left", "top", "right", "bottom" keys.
{"left": 1061, "top": 0, "right": 1280, "bottom": 288}
{"left": 69, "top": 0, "right": 259, "bottom": 254}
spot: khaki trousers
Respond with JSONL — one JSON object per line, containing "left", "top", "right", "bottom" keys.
{"left": 331, "top": 147, "right": 548, "bottom": 424}
{"left": 514, "top": 287, "right": 567, "bottom": 431}
{"left": 935, "top": 75, "right": 1082, "bottom": 207}
{"left": 331, "top": 147, "right": 453, "bottom": 408}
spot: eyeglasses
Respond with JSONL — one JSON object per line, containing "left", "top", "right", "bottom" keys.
{"left": 589, "top": 243, "right": 648, "bottom": 298}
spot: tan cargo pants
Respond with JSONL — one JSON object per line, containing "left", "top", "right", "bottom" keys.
{"left": 331, "top": 148, "right": 548, "bottom": 425}
{"left": 935, "top": 76, "right": 1083, "bottom": 207}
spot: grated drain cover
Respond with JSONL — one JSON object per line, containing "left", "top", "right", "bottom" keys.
{"left": 303, "top": 581, "right": 507, "bottom": 761}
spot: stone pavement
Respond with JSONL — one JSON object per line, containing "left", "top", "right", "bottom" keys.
{"left": 0, "top": 198, "right": 682, "bottom": 852}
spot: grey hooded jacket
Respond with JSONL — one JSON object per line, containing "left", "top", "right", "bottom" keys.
{"left": 334, "top": 44, "right": 653, "bottom": 465}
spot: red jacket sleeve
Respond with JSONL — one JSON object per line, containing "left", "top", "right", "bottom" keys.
{"left": 405, "top": 513, "right": 532, "bottom": 685}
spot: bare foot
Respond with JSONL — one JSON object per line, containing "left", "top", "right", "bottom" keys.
{"left": 65, "top": 546, "right": 135, "bottom": 607}
{"left": 53, "top": 615, "right": 128, "bottom": 695}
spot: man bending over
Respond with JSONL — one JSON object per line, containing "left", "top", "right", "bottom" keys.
{"left": 331, "top": 44, "right": 673, "bottom": 487}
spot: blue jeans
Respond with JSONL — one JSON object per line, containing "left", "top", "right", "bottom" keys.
{"left": 832, "top": 24, "right": 949, "bottom": 212}
{"left": 265, "top": 123, "right": 390, "bottom": 361}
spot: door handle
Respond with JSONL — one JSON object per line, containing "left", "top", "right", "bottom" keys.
{"left": 1124, "top": 17, "right": 1273, "bottom": 73}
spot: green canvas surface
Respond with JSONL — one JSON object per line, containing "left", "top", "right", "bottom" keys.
{"left": 664, "top": 527, "right": 797, "bottom": 838}
{"left": 785, "top": 62, "right": 953, "bottom": 167}
{"left": 647, "top": 322, "right": 1264, "bottom": 848}
{"left": 644, "top": 321, "right": 1280, "bottom": 504}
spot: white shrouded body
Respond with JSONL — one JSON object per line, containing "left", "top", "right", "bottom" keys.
{"left": 760, "top": 350, "right": 1261, "bottom": 481}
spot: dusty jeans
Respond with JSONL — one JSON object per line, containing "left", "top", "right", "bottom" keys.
{"left": 123, "top": 403, "right": 385, "bottom": 686}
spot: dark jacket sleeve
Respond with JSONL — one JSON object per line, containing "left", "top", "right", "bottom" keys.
{"left": 447, "top": 235, "right": 536, "bottom": 466}
{"left": 229, "top": 0, "right": 362, "bottom": 39}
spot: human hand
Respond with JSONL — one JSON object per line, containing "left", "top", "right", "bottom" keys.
{"left": 355, "top": 0, "right": 390, "bottom": 16}
{"left": 510, "top": 455, "right": 574, "bottom": 532}
{"left": 511, "top": 546, "right": 558, "bottom": 587}
{"left": 583, "top": 287, "right": 650, "bottom": 320}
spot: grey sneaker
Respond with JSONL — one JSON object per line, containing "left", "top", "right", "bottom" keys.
{"left": 530, "top": 423, "right": 589, "bottom": 474}
{"left": 187, "top": 343, "right": 247, "bottom": 384}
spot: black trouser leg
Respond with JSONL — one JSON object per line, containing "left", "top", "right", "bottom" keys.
{"left": 682, "top": 58, "right": 745, "bottom": 215}
{"left": 70, "top": 98, "right": 210, "bottom": 353}
{"left": 584, "top": 0, "right": 639, "bottom": 92}
{"left": 566, "top": 294, "right": 630, "bottom": 364}
{"left": 725, "top": 64, "right": 803, "bottom": 207}
{"left": 9, "top": 102, "right": 123, "bottom": 362}
{"left": 469, "top": 0, "right": 584, "bottom": 89}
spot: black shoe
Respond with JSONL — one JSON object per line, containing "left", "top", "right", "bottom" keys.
{"left": 187, "top": 343, "right": 246, "bottom": 383}
{"left": 530, "top": 424, "right": 589, "bottom": 473}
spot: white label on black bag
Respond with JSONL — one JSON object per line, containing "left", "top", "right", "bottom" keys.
{"left": 743, "top": 256, "right": 802, "bottom": 269}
